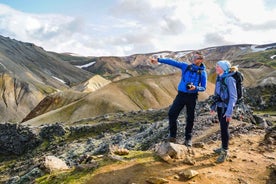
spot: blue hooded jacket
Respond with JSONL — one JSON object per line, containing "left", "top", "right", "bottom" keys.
{"left": 213, "top": 72, "right": 237, "bottom": 117}
{"left": 158, "top": 58, "right": 207, "bottom": 93}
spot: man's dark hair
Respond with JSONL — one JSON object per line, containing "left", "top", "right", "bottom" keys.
{"left": 195, "top": 51, "right": 202, "bottom": 55}
{"left": 194, "top": 51, "right": 204, "bottom": 59}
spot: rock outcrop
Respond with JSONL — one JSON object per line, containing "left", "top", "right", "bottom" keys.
{"left": 0, "top": 123, "right": 40, "bottom": 155}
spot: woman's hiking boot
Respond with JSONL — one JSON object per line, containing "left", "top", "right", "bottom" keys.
{"left": 213, "top": 147, "right": 222, "bottom": 154}
{"left": 216, "top": 149, "right": 228, "bottom": 163}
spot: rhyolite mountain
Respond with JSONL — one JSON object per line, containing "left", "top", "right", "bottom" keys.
{"left": 0, "top": 35, "right": 275, "bottom": 124}
{"left": 0, "top": 35, "right": 95, "bottom": 122}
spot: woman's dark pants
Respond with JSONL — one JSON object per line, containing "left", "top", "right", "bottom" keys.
{"left": 217, "top": 107, "right": 229, "bottom": 150}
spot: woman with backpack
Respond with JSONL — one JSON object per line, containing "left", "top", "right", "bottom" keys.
{"left": 211, "top": 60, "right": 237, "bottom": 163}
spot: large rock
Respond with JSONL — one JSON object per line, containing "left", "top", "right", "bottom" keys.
{"left": 179, "top": 169, "right": 199, "bottom": 179}
{"left": 43, "top": 156, "right": 69, "bottom": 173}
{"left": 0, "top": 123, "right": 40, "bottom": 155}
{"left": 154, "top": 142, "right": 195, "bottom": 165}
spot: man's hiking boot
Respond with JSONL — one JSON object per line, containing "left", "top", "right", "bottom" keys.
{"left": 216, "top": 149, "right": 228, "bottom": 163}
{"left": 184, "top": 139, "right": 192, "bottom": 147}
{"left": 167, "top": 137, "right": 176, "bottom": 143}
{"left": 213, "top": 147, "right": 222, "bottom": 154}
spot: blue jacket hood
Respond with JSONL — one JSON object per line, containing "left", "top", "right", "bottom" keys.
{"left": 220, "top": 71, "right": 235, "bottom": 78}
{"left": 190, "top": 63, "right": 206, "bottom": 72}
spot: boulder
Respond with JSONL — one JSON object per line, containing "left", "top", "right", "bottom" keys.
{"left": 43, "top": 156, "right": 69, "bottom": 173}
{"left": 154, "top": 142, "right": 195, "bottom": 164}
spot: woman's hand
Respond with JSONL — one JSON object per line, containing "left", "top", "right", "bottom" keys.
{"left": 210, "top": 110, "right": 216, "bottom": 116}
{"left": 226, "top": 116, "right": 232, "bottom": 122}
{"left": 223, "top": 115, "right": 232, "bottom": 122}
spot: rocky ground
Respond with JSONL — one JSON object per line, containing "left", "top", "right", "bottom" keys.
{"left": 87, "top": 125, "right": 276, "bottom": 184}
{"left": 0, "top": 100, "right": 275, "bottom": 184}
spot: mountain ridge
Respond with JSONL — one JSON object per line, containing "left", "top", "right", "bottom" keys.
{"left": 0, "top": 35, "right": 94, "bottom": 122}
{"left": 0, "top": 35, "right": 275, "bottom": 124}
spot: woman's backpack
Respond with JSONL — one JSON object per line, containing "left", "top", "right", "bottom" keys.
{"left": 221, "top": 66, "right": 244, "bottom": 104}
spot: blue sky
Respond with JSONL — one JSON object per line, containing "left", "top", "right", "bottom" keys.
{"left": 1, "top": 0, "right": 109, "bottom": 13}
{"left": 0, "top": 0, "right": 275, "bottom": 56}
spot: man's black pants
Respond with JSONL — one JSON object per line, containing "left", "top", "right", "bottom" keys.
{"left": 168, "top": 91, "right": 197, "bottom": 140}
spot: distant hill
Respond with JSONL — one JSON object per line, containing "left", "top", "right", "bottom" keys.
{"left": 59, "top": 43, "right": 276, "bottom": 86}
{"left": 0, "top": 34, "right": 275, "bottom": 124}
{"left": 0, "top": 35, "right": 95, "bottom": 122}
{"left": 22, "top": 73, "right": 216, "bottom": 125}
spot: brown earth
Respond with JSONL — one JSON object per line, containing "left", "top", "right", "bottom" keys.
{"left": 86, "top": 121, "right": 276, "bottom": 184}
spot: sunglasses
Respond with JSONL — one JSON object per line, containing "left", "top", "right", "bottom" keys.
{"left": 194, "top": 56, "right": 203, "bottom": 60}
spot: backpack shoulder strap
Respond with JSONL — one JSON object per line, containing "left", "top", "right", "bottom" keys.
{"left": 185, "top": 64, "right": 202, "bottom": 74}
{"left": 220, "top": 76, "right": 228, "bottom": 86}
{"left": 222, "top": 75, "right": 236, "bottom": 86}
{"left": 184, "top": 64, "right": 203, "bottom": 83}
{"left": 184, "top": 64, "right": 192, "bottom": 73}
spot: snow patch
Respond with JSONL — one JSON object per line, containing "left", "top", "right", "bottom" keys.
{"left": 76, "top": 62, "right": 96, "bottom": 68}
{"left": 251, "top": 45, "right": 276, "bottom": 52}
{"left": 270, "top": 55, "right": 276, "bottom": 59}
{"left": 152, "top": 52, "right": 171, "bottom": 58}
{"left": 0, "top": 62, "right": 6, "bottom": 69}
{"left": 175, "top": 51, "right": 191, "bottom": 58}
{"left": 251, "top": 45, "right": 266, "bottom": 52}
{"left": 239, "top": 46, "right": 248, "bottom": 50}
{"left": 52, "top": 76, "right": 66, "bottom": 84}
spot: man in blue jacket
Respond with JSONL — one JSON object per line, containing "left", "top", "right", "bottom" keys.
{"left": 150, "top": 51, "right": 207, "bottom": 147}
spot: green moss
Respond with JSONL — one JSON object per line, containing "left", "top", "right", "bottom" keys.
{"left": 39, "top": 140, "right": 50, "bottom": 151}
{"left": 117, "top": 75, "right": 171, "bottom": 109}
{"left": 254, "top": 110, "right": 276, "bottom": 116}
{"left": 0, "top": 156, "right": 18, "bottom": 174}
{"left": 34, "top": 155, "right": 111, "bottom": 184}
{"left": 0, "top": 161, "right": 11, "bottom": 172}
{"left": 122, "top": 81, "right": 149, "bottom": 109}
{"left": 35, "top": 168, "right": 92, "bottom": 184}
{"left": 67, "top": 121, "right": 131, "bottom": 141}
{"left": 121, "top": 151, "right": 156, "bottom": 161}
{"left": 74, "top": 108, "right": 167, "bottom": 125}
{"left": 234, "top": 49, "right": 276, "bottom": 69}
{"left": 36, "top": 150, "right": 157, "bottom": 184}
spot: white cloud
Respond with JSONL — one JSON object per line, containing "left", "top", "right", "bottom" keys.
{"left": 225, "top": 0, "right": 275, "bottom": 23}
{"left": 0, "top": 1, "right": 275, "bottom": 56}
